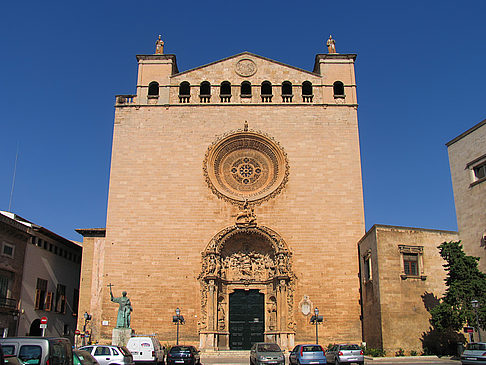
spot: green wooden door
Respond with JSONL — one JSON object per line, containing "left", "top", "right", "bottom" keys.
{"left": 229, "top": 289, "right": 264, "bottom": 350}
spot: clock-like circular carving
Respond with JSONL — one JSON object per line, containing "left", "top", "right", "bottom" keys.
{"left": 235, "top": 59, "right": 257, "bottom": 77}
{"left": 204, "top": 130, "right": 289, "bottom": 205}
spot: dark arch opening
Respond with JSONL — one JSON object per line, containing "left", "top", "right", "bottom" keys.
{"left": 29, "top": 319, "right": 42, "bottom": 336}
{"left": 220, "top": 81, "right": 231, "bottom": 95}
{"left": 200, "top": 81, "right": 211, "bottom": 96}
{"left": 241, "top": 81, "right": 252, "bottom": 97}
{"left": 302, "top": 81, "right": 313, "bottom": 96}
{"left": 261, "top": 81, "right": 272, "bottom": 95}
{"left": 148, "top": 81, "right": 159, "bottom": 96}
{"left": 282, "top": 81, "right": 292, "bottom": 95}
{"left": 179, "top": 81, "right": 190, "bottom": 95}
{"left": 333, "top": 81, "right": 345, "bottom": 96}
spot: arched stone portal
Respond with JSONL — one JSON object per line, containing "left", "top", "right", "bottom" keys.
{"left": 199, "top": 225, "right": 295, "bottom": 350}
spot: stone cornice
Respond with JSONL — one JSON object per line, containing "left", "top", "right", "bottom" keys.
{"left": 75, "top": 228, "right": 106, "bottom": 238}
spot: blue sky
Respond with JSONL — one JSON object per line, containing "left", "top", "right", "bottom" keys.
{"left": 1, "top": 1, "right": 485, "bottom": 241}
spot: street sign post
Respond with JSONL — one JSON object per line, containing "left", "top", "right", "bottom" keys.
{"left": 40, "top": 317, "right": 47, "bottom": 336}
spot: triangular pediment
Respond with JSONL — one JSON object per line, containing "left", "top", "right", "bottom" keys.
{"left": 171, "top": 51, "right": 319, "bottom": 80}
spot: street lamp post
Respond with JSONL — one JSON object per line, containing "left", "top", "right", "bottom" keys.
{"left": 172, "top": 308, "right": 185, "bottom": 345}
{"left": 472, "top": 300, "right": 482, "bottom": 342}
{"left": 310, "top": 307, "right": 323, "bottom": 344}
{"left": 83, "top": 312, "right": 91, "bottom": 346}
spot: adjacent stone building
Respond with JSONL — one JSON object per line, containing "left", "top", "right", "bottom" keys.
{"left": 77, "top": 38, "right": 366, "bottom": 349}
{"left": 358, "top": 225, "right": 459, "bottom": 354}
{"left": 0, "top": 211, "right": 82, "bottom": 340}
{"left": 447, "top": 119, "right": 486, "bottom": 272}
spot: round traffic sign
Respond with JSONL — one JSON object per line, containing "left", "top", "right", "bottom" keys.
{"left": 74, "top": 329, "right": 80, "bottom": 335}
{"left": 40, "top": 317, "right": 48, "bottom": 324}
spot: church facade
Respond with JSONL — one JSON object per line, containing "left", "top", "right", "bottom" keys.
{"left": 77, "top": 38, "right": 365, "bottom": 350}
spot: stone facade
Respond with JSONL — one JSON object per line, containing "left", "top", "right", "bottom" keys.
{"left": 447, "top": 119, "right": 486, "bottom": 272}
{"left": 77, "top": 44, "right": 365, "bottom": 349}
{"left": 358, "top": 225, "right": 458, "bottom": 354}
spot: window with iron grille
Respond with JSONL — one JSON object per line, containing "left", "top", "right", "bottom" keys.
{"left": 403, "top": 253, "right": 419, "bottom": 276}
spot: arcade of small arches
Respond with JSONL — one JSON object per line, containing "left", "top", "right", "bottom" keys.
{"left": 146, "top": 80, "right": 346, "bottom": 103}
{"left": 198, "top": 225, "right": 296, "bottom": 350}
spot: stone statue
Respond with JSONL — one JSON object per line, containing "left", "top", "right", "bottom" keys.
{"left": 326, "top": 35, "right": 336, "bottom": 54}
{"left": 235, "top": 200, "right": 257, "bottom": 228}
{"left": 109, "top": 285, "right": 133, "bottom": 328}
{"left": 155, "top": 35, "right": 164, "bottom": 54}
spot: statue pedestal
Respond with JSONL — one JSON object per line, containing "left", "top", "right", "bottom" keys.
{"left": 112, "top": 328, "right": 132, "bottom": 347}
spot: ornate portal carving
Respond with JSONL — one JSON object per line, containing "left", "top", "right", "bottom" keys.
{"left": 199, "top": 225, "right": 295, "bottom": 347}
{"left": 203, "top": 128, "right": 289, "bottom": 205}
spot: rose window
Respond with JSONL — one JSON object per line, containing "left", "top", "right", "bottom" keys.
{"left": 204, "top": 130, "right": 289, "bottom": 205}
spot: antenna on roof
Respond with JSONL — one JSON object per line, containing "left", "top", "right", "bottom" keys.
{"left": 8, "top": 142, "right": 19, "bottom": 212}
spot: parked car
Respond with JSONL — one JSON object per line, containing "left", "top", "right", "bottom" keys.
{"left": 461, "top": 342, "right": 486, "bottom": 365}
{"left": 166, "top": 346, "right": 200, "bottom": 365}
{"left": 0, "top": 337, "right": 73, "bottom": 365}
{"left": 79, "top": 346, "right": 133, "bottom": 365}
{"left": 126, "top": 337, "right": 164, "bottom": 365}
{"left": 73, "top": 350, "right": 99, "bottom": 365}
{"left": 250, "top": 343, "right": 285, "bottom": 365}
{"left": 290, "top": 344, "right": 327, "bottom": 365}
{"left": 326, "top": 345, "right": 363, "bottom": 365}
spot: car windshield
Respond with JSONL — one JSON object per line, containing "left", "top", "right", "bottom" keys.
{"left": 340, "top": 345, "right": 360, "bottom": 351}
{"left": 302, "top": 345, "right": 322, "bottom": 352}
{"left": 170, "top": 347, "right": 191, "bottom": 353}
{"left": 257, "top": 344, "right": 281, "bottom": 352}
{"left": 467, "top": 343, "right": 486, "bottom": 351}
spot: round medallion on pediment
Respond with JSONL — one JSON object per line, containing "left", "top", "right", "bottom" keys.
{"left": 204, "top": 130, "right": 289, "bottom": 205}
{"left": 235, "top": 59, "right": 257, "bottom": 77}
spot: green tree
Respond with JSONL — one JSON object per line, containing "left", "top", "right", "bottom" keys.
{"left": 430, "top": 241, "right": 486, "bottom": 332}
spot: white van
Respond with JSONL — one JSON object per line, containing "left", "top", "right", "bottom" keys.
{"left": 126, "top": 337, "right": 164, "bottom": 365}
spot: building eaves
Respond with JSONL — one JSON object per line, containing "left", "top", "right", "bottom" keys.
{"left": 171, "top": 51, "right": 320, "bottom": 78}
{"left": 446, "top": 118, "right": 486, "bottom": 147}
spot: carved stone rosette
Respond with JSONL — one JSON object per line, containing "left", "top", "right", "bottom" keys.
{"left": 199, "top": 225, "right": 295, "bottom": 350}
{"left": 203, "top": 128, "right": 289, "bottom": 206}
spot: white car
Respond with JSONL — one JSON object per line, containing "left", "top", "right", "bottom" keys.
{"left": 126, "top": 337, "right": 164, "bottom": 365}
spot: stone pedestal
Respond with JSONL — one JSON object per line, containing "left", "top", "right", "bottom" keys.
{"left": 112, "top": 328, "right": 132, "bottom": 347}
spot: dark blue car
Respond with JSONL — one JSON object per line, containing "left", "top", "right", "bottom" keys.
{"left": 289, "top": 344, "right": 327, "bottom": 365}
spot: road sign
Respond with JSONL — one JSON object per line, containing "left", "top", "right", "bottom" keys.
{"left": 464, "top": 326, "right": 474, "bottom": 333}
{"left": 40, "top": 317, "right": 48, "bottom": 324}
{"left": 74, "top": 329, "right": 80, "bottom": 335}
{"left": 40, "top": 324, "right": 47, "bottom": 329}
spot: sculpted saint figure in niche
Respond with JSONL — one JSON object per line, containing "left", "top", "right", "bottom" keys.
{"left": 109, "top": 285, "right": 133, "bottom": 328}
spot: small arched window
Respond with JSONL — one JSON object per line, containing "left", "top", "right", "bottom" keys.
{"left": 302, "top": 81, "right": 313, "bottom": 102}
{"left": 261, "top": 81, "right": 272, "bottom": 102}
{"left": 333, "top": 81, "right": 345, "bottom": 97}
{"left": 179, "top": 81, "right": 190, "bottom": 103}
{"left": 220, "top": 81, "right": 231, "bottom": 103}
{"left": 241, "top": 81, "right": 252, "bottom": 97}
{"left": 200, "top": 81, "right": 211, "bottom": 103}
{"left": 282, "top": 81, "right": 293, "bottom": 102}
{"left": 148, "top": 81, "right": 159, "bottom": 97}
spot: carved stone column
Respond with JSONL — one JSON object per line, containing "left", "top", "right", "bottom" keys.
{"left": 207, "top": 279, "right": 217, "bottom": 331}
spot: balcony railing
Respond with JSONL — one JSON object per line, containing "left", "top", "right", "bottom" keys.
{"left": 281, "top": 94, "right": 293, "bottom": 103}
{"left": 179, "top": 95, "right": 190, "bottom": 103}
{"left": 220, "top": 94, "right": 231, "bottom": 103}
{"left": 302, "top": 94, "right": 314, "bottom": 103}
{"left": 261, "top": 94, "right": 273, "bottom": 103}
{"left": 199, "top": 94, "right": 211, "bottom": 103}
{"left": 116, "top": 95, "right": 137, "bottom": 105}
{"left": 0, "top": 297, "right": 17, "bottom": 310}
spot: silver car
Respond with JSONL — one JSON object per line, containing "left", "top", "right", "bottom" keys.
{"left": 250, "top": 343, "right": 285, "bottom": 365}
{"left": 79, "top": 346, "right": 133, "bottom": 365}
{"left": 326, "top": 344, "right": 363, "bottom": 365}
{"left": 461, "top": 342, "right": 486, "bottom": 365}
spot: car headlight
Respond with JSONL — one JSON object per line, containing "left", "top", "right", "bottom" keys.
{"left": 278, "top": 355, "right": 284, "bottom": 361}
{"left": 258, "top": 355, "right": 267, "bottom": 361}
